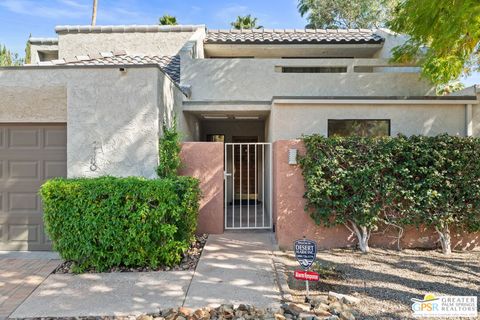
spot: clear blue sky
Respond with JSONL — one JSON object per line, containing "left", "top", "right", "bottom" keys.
{"left": 0, "top": 0, "right": 478, "bottom": 85}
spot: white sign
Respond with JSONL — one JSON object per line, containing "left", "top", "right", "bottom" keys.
{"left": 411, "top": 294, "right": 478, "bottom": 318}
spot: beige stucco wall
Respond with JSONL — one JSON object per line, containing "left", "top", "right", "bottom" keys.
{"left": 181, "top": 58, "right": 434, "bottom": 100}
{"left": 30, "top": 43, "right": 59, "bottom": 64}
{"left": 0, "top": 86, "right": 66, "bottom": 122}
{"left": 0, "top": 67, "right": 163, "bottom": 179}
{"left": 268, "top": 103, "right": 467, "bottom": 141}
{"left": 58, "top": 32, "right": 195, "bottom": 58}
{"left": 473, "top": 98, "right": 480, "bottom": 137}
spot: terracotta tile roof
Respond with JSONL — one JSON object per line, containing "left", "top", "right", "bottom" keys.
{"left": 30, "top": 51, "right": 181, "bottom": 84}
{"left": 205, "top": 28, "right": 384, "bottom": 44}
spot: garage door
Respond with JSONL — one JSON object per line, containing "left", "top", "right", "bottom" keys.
{"left": 0, "top": 124, "right": 67, "bottom": 251}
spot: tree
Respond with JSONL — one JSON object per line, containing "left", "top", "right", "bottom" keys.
{"left": 0, "top": 44, "right": 22, "bottom": 66}
{"left": 25, "top": 34, "right": 31, "bottom": 65}
{"left": 389, "top": 0, "right": 480, "bottom": 85}
{"left": 297, "top": 0, "right": 398, "bottom": 29}
{"left": 91, "top": 0, "right": 98, "bottom": 26}
{"left": 159, "top": 14, "right": 178, "bottom": 26}
{"left": 231, "top": 15, "right": 263, "bottom": 29}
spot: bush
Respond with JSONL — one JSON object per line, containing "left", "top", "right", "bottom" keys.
{"left": 41, "top": 176, "right": 200, "bottom": 272}
{"left": 157, "top": 120, "right": 181, "bottom": 178}
{"left": 300, "top": 134, "right": 480, "bottom": 254}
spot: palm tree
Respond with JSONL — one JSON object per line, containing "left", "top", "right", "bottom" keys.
{"left": 159, "top": 14, "right": 178, "bottom": 26}
{"left": 91, "top": 0, "right": 98, "bottom": 26}
{"left": 231, "top": 15, "right": 263, "bottom": 29}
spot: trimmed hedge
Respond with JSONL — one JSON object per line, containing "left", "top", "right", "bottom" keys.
{"left": 300, "top": 134, "right": 480, "bottom": 253}
{"left": 41, "top": 176, "right": 200, "bottom": 272}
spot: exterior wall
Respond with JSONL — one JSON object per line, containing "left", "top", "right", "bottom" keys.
{"left": 473, "top": 97, "right": 480, "bottom": 137}
{"left": 179, "top": 142, "right": 224, "bottom": 234}
{"left": 58, "top": 32, "right": 195, "bottom": 58}
{"left": 268, "top": 103, "right": 467, "bottom": 141}
{"left": 200, "top": 120, "right": 265, "bottom": 142}
{"left": 0, "top": 86, "right": 66, "bottom": 122}
{"left": 181, "top": 58, "right": 435, "bottom": 100}
{"left": 30, "top": 43, "right": 59, "bottom": 64}
{"left": 0, "top": 67, "right": 162, "bottom": 179}
{"left": 273, "top": 140, "right": 480, "bottom": 250}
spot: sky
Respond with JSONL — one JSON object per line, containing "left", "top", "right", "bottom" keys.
{"left": 0, "top": 0, "right": 478, "bottom": 86}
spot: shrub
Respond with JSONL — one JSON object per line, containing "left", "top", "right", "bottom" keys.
{"left": 41, "top": 176, "right": 200, "bottom": 272}
{"left": 300, "top": 134, "right": 480, "bottom": 254}
{"left": 157, "top": 120, "right": 181, "bottom": 178}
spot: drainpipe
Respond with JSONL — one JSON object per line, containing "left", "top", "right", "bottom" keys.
{"left": 466, "top": 104, "right": 473, "bottom": 137}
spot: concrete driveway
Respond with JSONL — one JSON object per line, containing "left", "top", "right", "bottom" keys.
{"left": 0, "top": 251, "right": 60, "bottom": 320}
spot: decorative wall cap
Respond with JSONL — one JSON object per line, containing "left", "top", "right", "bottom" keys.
{"left": 28, "top": 37, "right": 59, "bottom": 45}
{"left": 55, "top": 25, "right": 206, "bottom": 34}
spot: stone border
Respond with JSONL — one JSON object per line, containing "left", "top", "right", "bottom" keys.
{"left": 272, "top": 252, "right": 294, "bottom": 303}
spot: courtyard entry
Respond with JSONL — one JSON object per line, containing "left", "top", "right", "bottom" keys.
{"left": 224, "top": 141, "right": 272, "bottom": 230}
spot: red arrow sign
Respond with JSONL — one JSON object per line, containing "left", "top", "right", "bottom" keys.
{"left": 294, "top": 270, "right": 320, "bottom": 281}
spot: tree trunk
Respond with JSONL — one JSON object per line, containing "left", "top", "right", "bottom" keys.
{"left": 435, "top": 225, "right": 452, "bottom": 254}
{"left": 349, "top": 221, "right": 370, "bottom": 253}
{"left": 91, "top": 0, "right": 98, "bottom": 26}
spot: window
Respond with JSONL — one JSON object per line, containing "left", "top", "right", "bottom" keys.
{"left": 280, "top": 66, "right": 347, "bottom": 73}
{"left": 206, "top": 134, "right": 225, "bottom": 142}
{"left": 328, "top": 120, "right": 390, "bottom": 137}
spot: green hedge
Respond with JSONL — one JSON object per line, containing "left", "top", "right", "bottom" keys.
{"left": 41, "top": 176, "right": 200, "bottom": 272}
{"left": 300, "top": 134, "right": 480, "bottom": 253}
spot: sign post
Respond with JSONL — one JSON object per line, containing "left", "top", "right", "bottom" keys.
{"left": 294, "top": 238, "right": 318, "bottom": 302}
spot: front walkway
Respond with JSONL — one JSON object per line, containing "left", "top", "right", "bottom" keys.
{"left": 184, "top": 232, "right": 280, "bottom": 309}
{"left": 9, "top": 232, "right": 281, "bottom": 318}
{"left": 0, "top": 251, "right": 60, "bottom": 320}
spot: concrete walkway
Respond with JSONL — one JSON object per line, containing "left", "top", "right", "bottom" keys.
{"left": 9, "top": 232, "right": 281, "bottom": 318}
{"left": 0, "top": 251, "right": 60, "bottom": 320}
{"left": 184, "top": 232, "right": 280, "bottom": 309}
{"left": 11, "top": 271, "right": 194, "bottom": 318}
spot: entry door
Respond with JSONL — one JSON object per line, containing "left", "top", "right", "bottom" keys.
{"left": 224, "top": 142, "right": 272, "bottom": 230}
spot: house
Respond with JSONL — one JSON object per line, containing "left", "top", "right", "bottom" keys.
{"left": 0, "top": 25, "right": 479, "bottom": 250}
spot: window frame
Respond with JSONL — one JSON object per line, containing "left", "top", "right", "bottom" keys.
{"left": 327, "top": 119, "right": 391, "bottom": 137}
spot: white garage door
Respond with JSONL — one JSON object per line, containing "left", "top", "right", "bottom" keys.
{"left": 0, "top": 124, "right": 67, "bottom": 251}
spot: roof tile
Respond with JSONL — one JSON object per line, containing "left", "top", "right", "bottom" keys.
{"left": 205, "top": 28, "right": 383, "bottom": 44}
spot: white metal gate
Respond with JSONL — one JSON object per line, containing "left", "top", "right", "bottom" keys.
{"left": 224, "top": 143, "right": 272, "bottom": 230}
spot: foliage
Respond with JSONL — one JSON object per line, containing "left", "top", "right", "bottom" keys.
{"left": 41, "top": 176, "right": 200, "bottom": 272}
{"left": 389, "top": 0, "right": 480, "bottom": 85}
{"left": 25, "top": 35, "right": 31, "bottom": 65}
{"left": 157, "top": 120, "right": 182, "bottom": 178}
{"left": 231, "top": 15, "right": 263, "bottom": 29}
{"left": 436, "top": 81, "right": 465, "bottom": 96}
{"left": 300, "top": 134, "right": 480, "bottom": 254}
{"left": 159, "top": 14, "right": 178, "bottom": 26}
{"left": 297, "top": 0, "right": 398, "bottom": 29}
{"left": 0, "top": 44, "right": 23, "bottom": 66}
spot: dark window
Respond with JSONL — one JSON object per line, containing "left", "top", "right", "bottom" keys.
{"left": 206, "top": 134, "right": 225, "bottom": 142}
{"left": 328, "top": 120, "right": 390, "bottom": 137}
{"left": 281, "top": 66, "right": 347, "bottom": 73}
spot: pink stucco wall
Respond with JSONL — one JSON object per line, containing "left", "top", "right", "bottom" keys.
{"left": 179, "top": 142, "right": 224, "bottom": 234}
{"left": 273, "top": 140, "right": 480, "bottom": 251}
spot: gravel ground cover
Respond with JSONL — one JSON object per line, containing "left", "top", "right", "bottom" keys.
{"left": 277, "top": 248, "right": 480, "bottom": 320}
{"left": 53, "top": 234, "right": 208, "bottom": 273}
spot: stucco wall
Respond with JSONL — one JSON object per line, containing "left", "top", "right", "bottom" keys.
{"left": 182, "top": 58, "right": 434, "bottom": 100}
{"left": 273, "top": 140, "right": 480, "bottom": 250}
{"left": 269, "top": 103, "right": 467, "bottom": 141}
{"left": 472, "top": 100, "right": 480, "bottom": 137}
{"left": 179, "top": 142, "right": 224, "bottom": 234}
{"left": 0, "top": 86, "right": 66, "bottom": 122}
{"left": 0, "top": 67, "right": 162, "bottom": 179}
{"left": 58, "top": 32, "right": 195, "bottom": 58}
